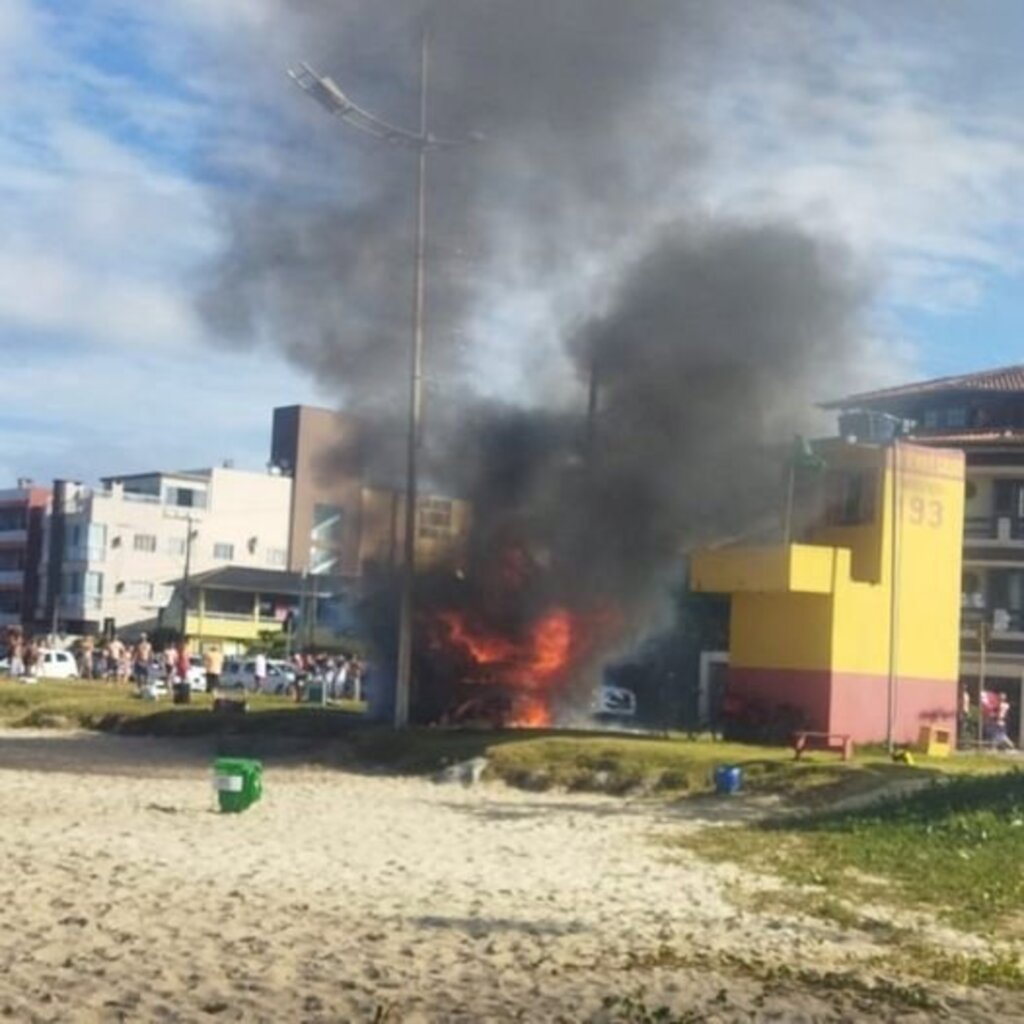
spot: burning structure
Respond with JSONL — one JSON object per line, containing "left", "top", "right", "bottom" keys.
{"left": 199, "top": 3, "right": 883, "bottom": 726}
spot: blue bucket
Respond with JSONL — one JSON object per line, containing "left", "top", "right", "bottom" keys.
{"left": 714, "top": 765, "right": 742, "bottom": 795}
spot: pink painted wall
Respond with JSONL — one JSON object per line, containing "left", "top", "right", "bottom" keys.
{"left": 829, "top": 672, "right": 957, "bottom": 744}
{"left": 728, "top": 667, "right": 831, "bottom": 733}
{"left": 729, "top": 667, "right": 957, "bottom": 744}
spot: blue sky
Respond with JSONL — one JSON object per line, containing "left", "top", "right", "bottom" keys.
{"left": 2, "top": 0, "right": 1023, "bottom": 485}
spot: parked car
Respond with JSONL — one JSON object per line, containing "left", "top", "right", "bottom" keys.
{"left": 185, "top": 655, "right": 207, "bottom": 692}
{"left": 220, "top": 658, "right": 297, "bottom": 695}
{"left": 36, "top": 649, "right": 79, "bottom": 680}
{"left": 593, "top": 684, "right": 637, "bottom": 719}
{"left": 146, "top": 655, "right": 207, "bottom": 692}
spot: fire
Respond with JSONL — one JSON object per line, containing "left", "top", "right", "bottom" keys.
{"left": 510, "top": 696, "right": 551, "bottom": 729}
{"left": 429, "top": 606, "right": 580, "bottom": 728}
{"left": 436, "top": 611, "right": 517, "bottom": 665}
{"left": 531, "top": 610, "right": 572, "bottom": 678}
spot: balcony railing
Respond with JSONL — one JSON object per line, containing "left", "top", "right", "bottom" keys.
{"left": 965, "top": 517, "right": 997, "bottom": 540}
{"left": 961, "top": 606, "right": 1024, "bottom": 634}
{"left": 964, "top": 516, "right": 1024, "bottom": 543}
{"left": 0, "top": 570, "right": 24, "bottom": 586}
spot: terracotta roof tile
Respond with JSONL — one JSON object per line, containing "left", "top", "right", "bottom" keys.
{"left": 822, "top": 364, "right": 1024, "bottom": 409}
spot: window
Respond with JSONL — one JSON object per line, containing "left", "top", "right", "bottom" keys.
{"left": 266, "top": 548, "right": 288, "bottom": 567}
{"left": 63, "top": 571, "right": 82, "bottom": 596}
{"left": 84, "top": 572, "right": 103, "bottom": 597}
{"left": 418, "top": 498, "right": 454, "bottom": 539}
{"left": 309, "top": 549, "right": 339, "bottom": 574}
{"left": 922, "top": 409, "right": 940, "bottom": 429}
{"left": 205, "top": 589, "right": 252, "bottom": 617}
{"left": 128, "top": 581, "right": 154, "bottom": 600}
{"left": 988, "top": 570, "right": 1024, "bottom": 631}
{"left": 945, "top": 407, "right": 968, "bottom": 428}
{"left": 166, "top": 537, "right": 186, "bottom": 556}
{"left": 0, "top": 549, "right": 24, "bottom": 570}
{"left": 69, "top": 524, "right": 82, "bottom": 550}
{"left": 0, "top": 592, "right": 20, "bottom": 614}
{"left": 824, "top": 471, "right": 876, "bottom": 527}
{"left": 993, "top": 480, "right": 1024, "bottom": 519}
{"left": 213, "top": 542, "right": 234, "bottom": 560}
{"left": 86, "top": 523, "right": 107, "bottom": 561}
{"left": 133, "top": 533, "right": 157, "bottom": 553}
{"left": 312, "top": 504, "right": 346, "bottom": 547}
{"left": 0, "top": 507, "right": 27, "bottom": 531}
{"left": 165, "top": 486, "right": 207, "bottom": 509}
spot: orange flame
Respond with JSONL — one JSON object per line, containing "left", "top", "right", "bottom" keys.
{"left": 437, "top": 611, "right": 517, "bottom": 665}
{"left": 433, "top": 606, "right": 581, "bottom": 727}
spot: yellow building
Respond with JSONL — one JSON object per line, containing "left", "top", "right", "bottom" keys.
{"left": 167, "top": 567, "right": 361, "bottom": 655}
{"left": 691, "top": 440, "right": 965, "bottom": 743}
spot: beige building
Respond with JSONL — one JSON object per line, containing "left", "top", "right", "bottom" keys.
{"left": 270, "top": 405, "right": 471, "bottom": 578}
{"left": 41, "top": 467, "right": 292, "bottom": 636}
{"left": 271, "top": 405, "right": 365, "bottom": 575}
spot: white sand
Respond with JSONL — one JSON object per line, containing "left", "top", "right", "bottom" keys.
{"left": 0, "top": 730, "right": 1018, "bottom": 1023}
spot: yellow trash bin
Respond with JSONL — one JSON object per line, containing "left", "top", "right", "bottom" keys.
{"left": 917, "top": 725, "right": 952, "bottom": 758}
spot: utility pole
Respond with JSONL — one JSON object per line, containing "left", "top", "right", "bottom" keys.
{"left": 288, "top": 24, "right": 480, "bottom": 728}
{"left": 393, "top": 24, "right": 430, "bottom": 729}
{"left": 180, "top": 515, "right": 195, "bottom": 638}
{"left": 977, "top": 620, "right": 989, "bottom": 749}
{"left": 886, "top": 440, "right": 901, "bottom": 753}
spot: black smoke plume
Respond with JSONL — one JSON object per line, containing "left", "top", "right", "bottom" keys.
{"left": 197, "top": 3, "right": 873, "bottom": 693}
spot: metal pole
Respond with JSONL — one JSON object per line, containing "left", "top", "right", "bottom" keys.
{"left": 886, "top": 442, "right": 900, "bottom": 752}
{"left": 585, "top": 349, "right": 600, "bottom": 469}
{"left": 181, "top": 515, "right": 194, "bottom": 638}
{"left": 977, "top": 625, "right": 987, "bottom": 749}
{"left": 394, "top": 24, "right": 429, "bottom": 730}
{"left": 782, "top": 461, "right": 796, "bottom": 548}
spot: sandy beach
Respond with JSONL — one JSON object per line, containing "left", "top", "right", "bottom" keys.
{"left": 0, "top": 729, "right": 1019, "bottom": 1023}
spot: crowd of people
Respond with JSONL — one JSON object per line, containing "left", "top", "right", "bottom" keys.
{"left": 1, "top": 632, "right": 40, "bottom": 679}
{"left": 1, "top": 626, "right": 367, "bottom": 703}
{"left": 289, "top": 651, "right": 365, "bottom": 701}
{"left": 961, "top": 686, "right": 1017, "bottom": 751}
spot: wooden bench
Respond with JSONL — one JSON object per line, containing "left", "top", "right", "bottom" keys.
{"left": 792, "top": 731, "right": 854, "bottom": 762}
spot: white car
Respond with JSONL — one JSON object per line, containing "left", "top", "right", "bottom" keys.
{"left": 185, "top": 655, "right": 207, "bottom": 692}
{"left": 37, "top": 649, "right": 79, "bottom": 680}
{"left": 147, "top": 655, "right": 207, "bottom": 692}
{"left": 220, "top": 658, "right": 297, "bottom": 695}
{"left": 594, "top": 685, "right": 637, "bottom": 719}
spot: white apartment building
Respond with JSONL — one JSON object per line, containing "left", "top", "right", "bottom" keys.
{"left": 40, "top": 467, "right": 292, "bottom": 637}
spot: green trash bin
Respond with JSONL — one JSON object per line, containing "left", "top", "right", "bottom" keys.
{"left": 213, "top": 757, "right": 263, "bottom": 813}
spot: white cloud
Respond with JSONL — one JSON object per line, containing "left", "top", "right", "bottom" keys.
{"left": 691, "top": 5, "right": 1024, "bottom": 322}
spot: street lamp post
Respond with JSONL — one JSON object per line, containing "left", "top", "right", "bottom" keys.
{"left": 180, "top": 515, "right": 197, "bottom": 638}
{"left": 289, "top": 27, "right": 479, "bottom": 728}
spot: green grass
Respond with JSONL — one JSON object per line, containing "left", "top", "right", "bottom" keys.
{"left": 0, "top": 678, "right": 365, "bottom": 735}
{"left": 684, "top": 770, "right": 1024, "bottom": 933}
{"left": 0, "top": 680, "right": 1012, "bottom": 804}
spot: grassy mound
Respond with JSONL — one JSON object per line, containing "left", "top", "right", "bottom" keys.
{"left": 687, "top": 770, "right": 1024, "bottom": 931}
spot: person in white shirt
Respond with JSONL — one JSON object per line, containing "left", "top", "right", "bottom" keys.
{"left": 253, "top": 652, "right": 268, "bottom": 694}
